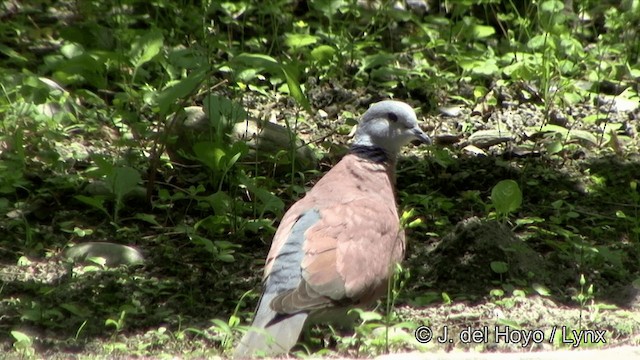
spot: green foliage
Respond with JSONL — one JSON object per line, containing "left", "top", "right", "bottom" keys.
{"left": 75, "top": 157, "right": 142, "bottom": 224}
{"left": 1, "top": 0, "right": 639, "bottom": 357}
{"left": 11, "top": 330, "right": 34, "bottom": 357}
{"left": 491, "top": 180, "right": 523, "bottom": 219}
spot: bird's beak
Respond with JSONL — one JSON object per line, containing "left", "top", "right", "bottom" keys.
{"left": 412, "top": 126, "right": 432, "bottom": 145}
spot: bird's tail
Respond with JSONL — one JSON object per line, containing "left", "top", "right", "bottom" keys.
{"left": 234, "top": 293, "right": 308, "bottom": 358}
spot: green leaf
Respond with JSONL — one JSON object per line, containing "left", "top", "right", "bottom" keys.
{"left": 285, "top": 33, "right": 318, "bottom": 49}
{"left": 546, "top": 140, "right": 564, "bottom": 154}
{"left": 0, "top": 43, "right": 29, "bottom": 63}
{"left": 108, "top": 166, "right": 141, "bottom": 202}
{"left": 74, "top": 195, "right": 109, "bottom": 217}
{"left": 459, "top": 58, "right": 499, "bottom": 76}
{"left": 203, "top": 95, "right": 247, "bottom": 131}
{"left": 472, "top": 25, "right": 496, "bottom": 39}
{"left": 540, "top": 0, "right": 564, "bottom": 12}
{"left": 130, "top": 29, "right": 164, "bottom": 69}
{"left": 441, "top": 292, "right": 452, "bottom": 305}
{"left": 490, "top": 261, "right": 509, "bottom": 274}
{"left": 193, "top": 142, "right": 226, "bottom": 170}
{"left": 349, "top": 308, "right": 383, "bottom": 321}
{"left": 310, "top": 45, "right": 336, "bottom": 63}
{"left": 60, "top": 43, "right": 85, "bottom": 58}
{"left": 239, "top": 175, "right": 285, "bottom": 216}
{"left": 582, "top": 114, "right": 608, "bottom": 123}
{"left": 569, "top": 129, "right": 598, "bottom": 146}
{"left": 310, "top": 0, "right": 348, "bottom": 18}
{"left": 527, "top": 34, "right": 548, "bottom": 50}
{"left": 189, "top": 233, "right": 217, "bottom": 254}
{"left": 10, "top": 331, "right": 31, "bottom": 344}
{"left": 359, "top": 53, "right": 395, "bottom": 72}
{"left": 538, "top": 125, "right": 598, "bottom": 146}
{"left": 280, "top": 63, "right": 311, "bottom": 114}
{"left": 232, "top": 54, "right": 311, "bottom": 114}
{"left": 491, "top": 180, "right": 522, "bottom": 216}
{"left": 154, "top": 66, "right": 208, "bottom": 116}
{"left": 217, "top": 253, "right": 236, "bottom": 263}
{"left": 54, "top": 54, "right": 107, "bottom": 88}
{"left": 134, "top": 213, "right": 160, "bottom": 226}
{"left": 233, "top": 53, "right": 279, "bottom": 70}
{"left": 202, "top": 191, "right": 232, "bottom": 215}
{"left": 532, "top": 283, "right": 551, "bottom": 296}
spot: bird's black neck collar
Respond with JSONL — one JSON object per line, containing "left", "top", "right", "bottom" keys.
{"left": 349, "top": 144, "right": 390, "bottom": 164}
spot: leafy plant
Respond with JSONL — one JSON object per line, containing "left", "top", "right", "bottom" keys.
{"left": 490, "top": 179, "right": 523, "bottom": 220}
{"left": 75, "top": 157, "right": 142, "bottom": 224}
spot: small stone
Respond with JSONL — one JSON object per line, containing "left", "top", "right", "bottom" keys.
{"left": 64, "top": 242, "right": 144, "bottom": 267}
{"left": 439, "top": 105, "right": 464, "bottom": 117}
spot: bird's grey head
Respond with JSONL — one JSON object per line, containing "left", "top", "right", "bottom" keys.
{"left": 353, "top": 100, "right": 431, "bottom": 156}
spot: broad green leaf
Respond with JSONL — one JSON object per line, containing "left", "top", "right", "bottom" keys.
{"left": 217, "top": 253, "right": 236, "bottom": 263}
{"left": 193, "top": 142, "right": 225, "bottom": 170}
{"left": 10, "top": 331, "right": 31, "bottom": 344}
{"left": 310, "top": 45, "right": 336, "bottom": 63}
{"left": 232, "top": 54, "right": 311, "bottom": 114}
{"left": 134, "top": 213, "right": 160, "bottom": 226}
{"left": 582, "top": 114, "right": 608, "bottom": 123}
{"left": 54, "top": 54, "right": 107, "bottom": 88}
{"left": 472, "top": 25, "right": 496, "bottom": 39}
{"left": 349, "top": 308, "right": 383, "bottom": 321}
{"left": 240, "top": 175, "right": 284, "bottom": 215}
{"left": 538, "top": 125, "right": 598, "bottom": 146}
{"left": 108, "top": 166, "right": 141, "bottom": 201}
{"left": 154, "top": 66, "right": 208, "bottom": 116}
{"left": 359, "top": 53, "right": 395, "bottom": 72}
{"left": 540, "top": 0, "right": 564, "bottom": 12}
{"left": 527, "top": 34, "right": 547, "bottom": 50}
{"left": 189, "top": 234, "right": 217, "bottom": 254}
{"left": 490, "top": 261, "right": 509, "bottom": 274}
{"left": 532, "top": 283, "right": 552, "bottom": 296}
{"left": 309, "top": 0, "right": 347, "bottom": 18}
{"left": 441, "top": 292, "right": 452, "bottom": 304}
{"left": 569, "top": 129, "right": 598, "bottom": 146}
{"left": 0, "top": 43, "right": 29, "bottom": 63}
{"left": 202, "top": 191, "right": 232, "bottom": 215}
{"left": 233, "top": 53, "right": 279, "bottom": 70}
{"left": 285, "top": 33, "right": 318, "bottom": 49}
{"left": 60, "top": 43, "right": 85, "bottom": 58}
{"left": 491, "top": 179, "right": 522, "bottom": 216}
{"left": 459, "top": 59, "right": 499, "bottom": 76}
{"left": 546, "top": 140, "right": 564, "bottom": 154}
{"left": 74, "top": 195, "right": 109, "bottom": 216}
{"left": 130, "top": 29, "right": 164, "bottom": 68}
{"left": 202, "top": 95, "right": 247, "bottom": 147}
{"left": 562, "top": 91, "right": 583, "bottom": 105}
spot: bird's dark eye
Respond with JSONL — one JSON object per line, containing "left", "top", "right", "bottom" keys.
{"left": 388, "top": 112, "right": 398, "bottom": 122}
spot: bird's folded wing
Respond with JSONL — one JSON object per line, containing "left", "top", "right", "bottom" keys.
{"left": 270, "top": 197, "right": 405, "bottom": 314}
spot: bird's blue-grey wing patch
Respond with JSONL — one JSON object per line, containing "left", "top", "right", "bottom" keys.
{"left": 264, "top": 208, "right": 321, "bottom": 295}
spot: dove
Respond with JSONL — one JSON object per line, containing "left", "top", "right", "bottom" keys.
{"left": 234, "top": 100, "right": 431, "bottom": 358}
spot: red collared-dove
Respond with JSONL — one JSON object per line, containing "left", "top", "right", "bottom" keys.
{"left": 234, "top": 100, "right": 431, "bottom": 358}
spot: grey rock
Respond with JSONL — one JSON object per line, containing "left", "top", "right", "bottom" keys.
{"left": 65, "top": 242, "right": 144, "bottom": 267}
{"left": 469, "top": 130, "right": 514, "bottom": 148}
